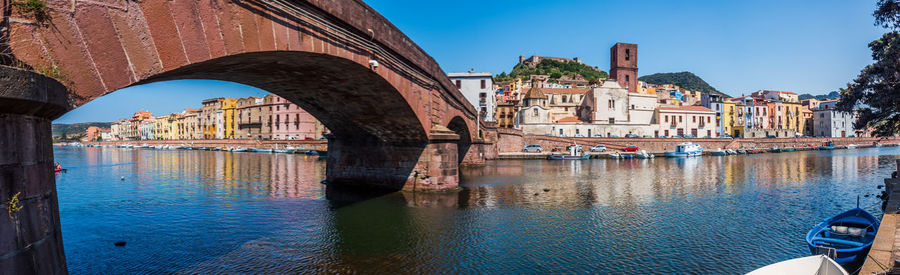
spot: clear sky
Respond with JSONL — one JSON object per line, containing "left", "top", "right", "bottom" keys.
{"left": 55, "top": 0, "right": 886, "bottom": 124}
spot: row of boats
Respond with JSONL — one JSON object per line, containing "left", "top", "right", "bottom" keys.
{"left": 93, "top": 143, "right": 328, "bottom": 155}
{"left": 748, "top": 200, "right": 880, "bottom": 274}
{"left": 549, "top": 141, "right": 878, "bottom": 160}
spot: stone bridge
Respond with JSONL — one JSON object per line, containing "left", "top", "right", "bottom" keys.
{"left": 0, "top": 0, "right": 481, "bottom": 272}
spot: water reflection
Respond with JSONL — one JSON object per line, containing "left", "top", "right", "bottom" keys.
{"left": 55, "top": 147, "right": 900, "bottom": 273}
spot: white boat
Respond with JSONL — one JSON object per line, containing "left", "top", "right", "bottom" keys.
{"left": 635, "top": 150, "right": 653, "bottom": 159}
{"left": 709, "top": 148, "right": 727, "bottom": 156}
{"left": 231, "top": 147, "right": 249, "bottom": 152}
{"left": 846, "top": 144, "right": 857, "bottom": 149}
{"left": 664, "top": 143, "right": 703, "bottom": 157}
{"left": 745, "top": 255, "right": 847, "bottom": 275}
{"left": 725, "top": 149, "right": 738, "bottom": 155}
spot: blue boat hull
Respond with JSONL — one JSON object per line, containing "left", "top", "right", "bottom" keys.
{"left": 818, "top": 146, "right": 835, "bottom": 150}
{"left": 664, "top": 151, "right": 702, "bottom": 157}
{"left": 806, "top": 208, "right": 879, "bottom": 267}
{"left": 547, "top": 154, "right": 591, "bottom": 160}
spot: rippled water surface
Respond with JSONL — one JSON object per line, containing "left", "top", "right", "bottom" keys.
{"left": 55, "top": 147, "right": 899, "bottom": 273}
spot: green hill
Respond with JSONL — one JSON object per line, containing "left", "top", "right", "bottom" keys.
{"left": 52, "top": 122, "right": 112, "bottom": 139}
{"left": 495, "top": 59, "right": 608, "bottom": 83}
{"left": 638, "top": 72, "right": 728, "bottom": 97}
{"left": 798, "top": 91, "right": 840, "bottom": 101}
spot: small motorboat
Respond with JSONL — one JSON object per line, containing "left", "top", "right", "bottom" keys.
{"left": 874, "top": 143, "right": 883, "bottom": 148}
{"left": 769, "top": 146, "right": 782, "bottom": 153}
{"left": 708, "top": 148, "right": 727, "bottom": 156}
{"left": 806, "top": 205, "right": 879, "bottom": 267}
{"left": 725, "top": 149, "right": 738, "bottom": 155}
{"left": 846, "top": 144, "right": 857, "bottom": 149}
{"left": 547, "top": 143, "right": 590, "bottom": 160}
{"left": 745, "top": 255, "right": 847, "bottom": 275}
{"left": 635, "top": 150, "right": 654, "bottom": 159}
{"left": 783, "top": 148, "right": 795, "bottom": 152}
{"left": 818, "top": 141, "right": 835, "bottom": 150}
{"left": 664, "top": 143, "right": 703, "bottom": 157}
{"left": 231, "top": 147, "right": 249, "bottom": 152}
{"left": 607, "top": 152, "right": 623, "bottom": 159}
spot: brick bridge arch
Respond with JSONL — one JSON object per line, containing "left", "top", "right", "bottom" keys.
{"left": 0, "top": 0, "right": 484, "bottom": 272}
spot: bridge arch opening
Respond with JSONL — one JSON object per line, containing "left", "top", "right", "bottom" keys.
{"left": 447, "top": 116, "right": 472, "bottom": 163}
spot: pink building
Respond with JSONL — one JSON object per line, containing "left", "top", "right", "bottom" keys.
{"left": 753, "top": 100, "right": 769, "bottom": 129}
{"left": 270, "top": 95, "right": 325, "bottom": 140}
{"left": 657, "top": 106, "right": 717, "bottom": 138}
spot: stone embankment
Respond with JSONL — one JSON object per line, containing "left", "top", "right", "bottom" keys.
{"left": 86, "top": 139, "right": 328, "bottom": 150}
{"left": 495, "top": 131, "right": 899, "bottom": 153}
{"left": 861, "top": 160, "right": 900, "bottom": 274}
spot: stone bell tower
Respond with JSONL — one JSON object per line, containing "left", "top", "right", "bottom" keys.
{"left": 610, "top": 43, "right": 638, "bottom": 93}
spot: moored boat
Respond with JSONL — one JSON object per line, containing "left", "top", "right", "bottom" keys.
{"left": 635, "top": 150, "right": 654, "bottom": 159}
{"left": 745, "top": 255, "right": 847, "bottom": 275}
{"left": 818, "top": 141, "right": 835, "bottom": 150}
{"left": 846, "top": 144, "right": 857, "bottom": 149}
{"left": 725, "top": 149, "right": 737, "bottom": 155}
{"left": 664, "top": 143, "right": 703, "bottom": 157}
{"left": 805, "top": 207, "right": 879, "bottom": 267}
{"left": 547, "top": 143, "right": 589, "bottom": 160}
{"left": 708, "top": 148, "right": 727, "bottom": 156}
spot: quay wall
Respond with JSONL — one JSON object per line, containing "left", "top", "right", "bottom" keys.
{"left": 492, "top": 128, "right": 900, "bottom": 154}
{"left": 85, "top": 140, "right": 328, "bottom": 151}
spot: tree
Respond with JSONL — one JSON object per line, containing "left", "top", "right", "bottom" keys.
{"left": 837, "top": 0, "right": 900, "bottom": 136}
{"left": 60, "top": 132, "right": 67, "bottom": 140}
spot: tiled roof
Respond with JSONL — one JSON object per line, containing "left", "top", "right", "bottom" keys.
{"left": 541, "top": 88, "right": 590, "bottom": 94}
{"left": 556, "top": 116, "right": 583, "bottom": 123}
{"left": 658, "top": 106, "right": 715, "bottom": 112}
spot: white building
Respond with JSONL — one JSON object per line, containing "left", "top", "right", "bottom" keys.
{"left": 813, "top": 109, "right": 856, "bottom": 137}
{"left": 449, "top": 71, "right": 496, "bottom": 122}
{"left": 517, "top": 80, "right": 659, "bottom": 137}
{"left": 657, "top": 106, "right": 717, "bottom": 138}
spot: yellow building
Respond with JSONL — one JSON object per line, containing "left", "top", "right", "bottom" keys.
{"left": 800, "top": 106, "right": 813, "bottom": 136}
{"left": 784, "top": 101, "right": 802, "bottom": 134}
{"left": 222, "top": 98, "right": 237, "bottom": 139}
{"left": 723, "top": 100, "right": 735, "bottom": 137}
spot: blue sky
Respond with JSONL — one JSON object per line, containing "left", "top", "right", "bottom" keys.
{"left": 55, "top": 0, "right": 885, "bottom": 123}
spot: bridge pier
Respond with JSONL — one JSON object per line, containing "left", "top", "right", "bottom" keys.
{"left": 324, "top": 126, "right": 461, "bottom": 199}
{"left": 0, "top": 67, "right": 70, "bottom": 274}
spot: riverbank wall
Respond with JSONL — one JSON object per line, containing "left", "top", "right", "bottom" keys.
{"left": 862, "top": 160, "right": 900, "bottom": 274}
{"left": 85, "top": 139, "right": 328, "bottom": 151}
{"left": 496, "top": 131, "right": 900, "bottom": 153}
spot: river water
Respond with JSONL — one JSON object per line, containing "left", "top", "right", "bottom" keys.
{"left": 54, "top": 146, "right": 896, "bottom": 273}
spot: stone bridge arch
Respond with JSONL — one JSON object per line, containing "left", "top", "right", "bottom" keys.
{"left": 0, "top": 0, "right": 484, "bottom": 272}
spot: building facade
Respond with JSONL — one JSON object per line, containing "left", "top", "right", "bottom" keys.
{"left": 449, "top": 72, "right": 496, "bottom": 122}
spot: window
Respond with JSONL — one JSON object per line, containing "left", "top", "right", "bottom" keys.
{"left": 625, "top": 49, "right": 631, "bottom": 60}
{"left": 480, "top": 80, "right": 486, "bottom": 89}
{"left": 559, "top": 129, "right": 564, "bottom": 135}
{"left": 608, "top": 100, "right": 614, "bottom": 109}
{"left": 609, "top": 118, "right": 615, "bottom": 124}
{"left": 456, "top": 80, "right": 461, "bottom": 89}
{"left": 707, "top": 117, "right": 711, "bottom": 123}
{"left": 679, "top": 116, "right": 683, "bottom": 122}
{"left": 693, "top": 116, "right": 696, "bottom": 123}
{"left": 665, "top": 115, "right": 669, "bottom": 123}
{"left": 665, "top": 130, "right": 669, "bottom": 136}
{"left": 625, "top": 75, "right": 629, "bottom": 82}
{"left": 533, "top": 109, "right": 538, "bottom": 116}
{"left": 576, "top": 129, "right": 580, "bottom": 135}
{"left": 707, "top": 130, "right": 711, "bottom": 137}
{"left": 479, "top": 92, "right": 486, "bottom": 98}
{"left": 562, "top": 95, "right": 567, "bottom": 102}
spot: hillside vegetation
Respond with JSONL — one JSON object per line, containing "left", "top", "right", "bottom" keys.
{"left": 495, "top": 59, "right": 608, "bottom": 83}
{"left": 52, "top": 122, "right": 112, "bottom": 138}
{"left": 638, "top": 72, "right": 728, "bottom": 97}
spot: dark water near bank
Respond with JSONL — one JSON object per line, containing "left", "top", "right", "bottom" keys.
{"left": 55, "top": 147, "right": 896, "bottom": 273}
